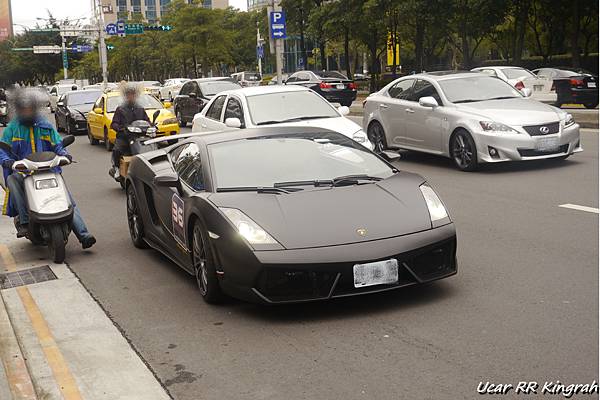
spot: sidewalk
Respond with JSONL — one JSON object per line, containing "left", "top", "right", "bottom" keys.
{"left": 0, "top": 188, "right": 171, "bottom": 400}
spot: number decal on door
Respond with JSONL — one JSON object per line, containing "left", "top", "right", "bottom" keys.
{"left": 171, "top": 193, "right": 186, "bottom": 247}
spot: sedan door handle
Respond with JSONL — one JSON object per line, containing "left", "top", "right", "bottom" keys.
{"left": 201, "top": 124, "right": 207, "bottom": 129}
{"left": 405, "top": 108, "right": 415, "bottom": 113}
{"left": 379, "top": 104, "right": 389, "bottom": 109}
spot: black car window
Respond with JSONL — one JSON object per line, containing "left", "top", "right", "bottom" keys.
{"left": 409, "top": 79, "right": 442, "bottom": 104}
{"left": 191, "top": 82, "right": 201, "bottom": 96}
{"left": 180, "top": 82, "right": 193, "bottom": 96}
{"left": 173, "top": 143, "right": 204, "bottom": 191}
{"left": 388, "top": 79, "right": 415, "bottom": 100}
{"left": 93, "top": 97, "right": 104, "bottom": 112}
{"left": 223, "top": 97, "right": 245, "bottom": 125}
{"left": 206, "top": 95, "right": 226, "bottom": 120}
{"left": 285, "top": 76, "right": 297, "bottom": 83}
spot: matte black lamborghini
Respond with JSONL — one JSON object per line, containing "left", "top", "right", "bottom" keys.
{"left": 125, "top": 127, "right": 457, "bottom": 304}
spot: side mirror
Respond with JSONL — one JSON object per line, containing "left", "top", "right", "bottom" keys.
{"left": 337, "top": 105, "right": 350, "bottom": 116}
{"left": 520, "top": 88, "right": 532, "bottom": 97}
{"left": 163, "top": 101, "right": 172, "bottom": 109}
{"left": 419, "top": 96, "right": 438, "bottom": 108}
{"left": 93, "top": 107, "right": 102, "bottom": 114}
{"left": 189, "top": 92, "right": 197, "bottom": 99}
{"left": 56, "top": 101, "right": 64, "bottom": 107}
{"left": 153, "top": 173, "right": 179, "bottom": 187}
{"left": 61, "top": 135, "right": 75, "bottom": 147}
{"left": 152, "top": 110, "right": 161, "bottom": 124}
{"left": 225, "top": 117, "right": 242, "bottom": 128}
{"left": 382, "top": 150, "right": 401, "bottom": 161}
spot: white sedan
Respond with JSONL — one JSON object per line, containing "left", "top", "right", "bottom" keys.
{"left": 191, "top": 85, "right": 373, "bottom": 150}
{"left": 159, "top": 78, "right": 190, "bottom": 101}
{"left": 471, "top": 66, "right": 555, "bottom": 103}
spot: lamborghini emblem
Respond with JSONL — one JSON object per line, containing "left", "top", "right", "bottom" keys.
{"left": 356, "top": 228, "right": 367, "bottom": 237}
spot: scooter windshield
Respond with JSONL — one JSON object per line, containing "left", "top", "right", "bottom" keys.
{"left": 25, "top": 151, "right": 57, "bottom": 163}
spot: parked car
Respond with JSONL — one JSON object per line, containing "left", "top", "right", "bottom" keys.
{"left": 159, "top": 78, "right": 190, "bottom": 101}
{"left": 471, "top": 66, "right": 552, "bottom": 102}
{"left": 363, "top": 71, "right": 582, "bottom": 171}
{"left": 267, "top": 74, "right": 289, "bottom": 85}
{"left": 532, "top": 68, "right": 598, "bottom": 109}
{"left": 191, "top": 85, "right": 372, "bottom": 150}
{"left": 285, "top": 70, "right": 357, "bottom": 107}
{"left": 231, "top": 71, "right": 262, "bottom": 87}
{"left": 86, "top": 91, "right": 179, "bottom": 150}
{"left": 55, "top": 90, "right": 102, "bottom": 135}
{"left": 173, "top": 77, "right": 241, "bottom": 127}
{"left": 49, "top": 84, "right": 79, "bottom": 112}
{"left": 125, "top": 126, "right": 457, "bottom": 303}
{"left": 136, "top": 81, "right": 162, "bottom": 99}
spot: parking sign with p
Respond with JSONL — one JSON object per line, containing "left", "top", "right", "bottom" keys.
{"left": 269, "top": 11, "right": 287, "bottom": 39}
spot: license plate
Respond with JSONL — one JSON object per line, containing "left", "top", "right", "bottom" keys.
{"left": 534, "top": 85, "right": 543, "bottom": 91}
{"left": 336, "top": 84, "right": 345, "bottom": 89}
{"left": 588, "top": 82, "right": 596, "bottom": 88}
{"left": 535, "top": 137, "right": 559, "bottom": 151}
{"left": 353, "top": 259, "right": 399, "bottom": 288}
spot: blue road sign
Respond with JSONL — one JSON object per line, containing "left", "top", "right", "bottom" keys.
{"left": 116, "top": 20, "right": 126, "bottom": 37}
{"left": 62, "top": 52, "right": 68, "bottom": 69}
{"left": 71, "top": 44, "right": 93, "bottom": 53}
{"left": 269, "top": 11, "right": 286, "bottom": 39}
{"left": 106, "top": 23, "right": 117, "bottom": 35}
{"left": 257, "top": 45, "right": 264, "bottom": 58}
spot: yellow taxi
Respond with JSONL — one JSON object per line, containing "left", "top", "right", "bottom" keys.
{"left": 86, "top": 91, "right": 179, "bottom": 150}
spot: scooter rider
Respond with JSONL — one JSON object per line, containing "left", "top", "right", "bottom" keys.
{"left": 108, "top": 83, "right": 150, "bottom": 178}
{"left": 0, "top": 88, "right": 96, "bottom": 249}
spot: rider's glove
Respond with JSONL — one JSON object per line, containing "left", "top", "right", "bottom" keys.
{"left": 2, "top": 159, "right": 14, "bottom": 169}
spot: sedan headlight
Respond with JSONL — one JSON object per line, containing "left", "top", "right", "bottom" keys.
{"left": 419, "top": 183, "right": 449, "bottom": 224}
{"left": 563, "top": 113, "right": 575, "bottom": 127}
{"left": 220, "top": 207, "right": 277, "bottom": 245}
{"left": 479, "top": 121, "right": 519, "bottom": 133}
{"left": 127, "top": 126, "right": 142, "bottom": 133}
{"left": 162, "top": 117, "right": 178, "bottom": 125}
{"left": 352, "top": 129, "right": 368, "bottom": 143}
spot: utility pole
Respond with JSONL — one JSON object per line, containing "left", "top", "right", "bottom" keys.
{"left": 95, "top": 0, "right": 109, "bottom": 89}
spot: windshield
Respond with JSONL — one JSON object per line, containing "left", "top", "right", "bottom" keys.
{"left": 107, "top": 94, "right": 163, "bottom": 113}
{"left": 314, "top": 71, "right": 348, "bottom": 80}
{"left": 68, "top": 91, "right": 101, "bottom": 105}
{"left": 57, "top": 86, "right": 76, "bottom": 95}
{"left": 501, "top": 68, "right": 536, "bottom": 79}
{"left": 210, "top": 132, "right": 394, "bottom": 189}
{"left": 247, "top": 90, "right": 339, "bottom": 125}
{"left": 439, "top": 76, "right": 522, "bottom": 103}
{"left": 199, "top": 81, "right": 241, "bottom": 96}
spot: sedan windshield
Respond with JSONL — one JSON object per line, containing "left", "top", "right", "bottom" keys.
{"left": 439, "top": 76, "right": 522, "bottom": 103}
{"left": 247, "top": 90, "right": 339, "bottom": 125}
{"left": 501, "top": 68, "right": 536, "bottom": 79}
{"left": 107, "top": 94, "right": 163, "bottom": 113}
{"left": 210, "top": 132, "right": 394, "bottom": 190}
{"left": 68, "top": 91, "right": 101, "bottom": 105}
{"left": 314, "top": 71, "right": 348, "bottom": 80}
{"left": 199, "top": 81, "right": 241, "bottom": 96}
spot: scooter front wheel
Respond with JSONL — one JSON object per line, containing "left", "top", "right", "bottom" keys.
{"left": 47, "top": 224, "right": 68, "bottom": 264}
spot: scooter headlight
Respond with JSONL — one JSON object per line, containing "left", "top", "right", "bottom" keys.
{"left": 127, "top": 126, "right": 142, "bottom": 133}
{"left": 35, "top": 178, "right": 58, "bottom": 190}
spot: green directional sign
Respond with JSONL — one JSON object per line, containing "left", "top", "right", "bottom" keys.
{"left": 107, "top": 44, "right": 115, "bottom": 50}
{"left": 125, "top": 23, "right": 144, "bottom": 35}
{"left": 143, "top": 25, "right": 173, "bottom": 32}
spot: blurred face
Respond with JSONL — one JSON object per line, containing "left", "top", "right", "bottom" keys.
{"left": 125, "top": 91, "right": 137, "bottom": 104}
{"left": 17, "top": 106, "right": 37, "bottom": 125}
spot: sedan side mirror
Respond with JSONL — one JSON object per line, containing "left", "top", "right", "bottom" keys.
{"left": 225, "top": 117, "right": 242, "bottom": 128}
{"left": 93, "top": 107, "right": 103, "bottom": 114}
{"left": 189, "top": 92, "right": 197, "bottom": 99}
{"left": 337, "top": 105, "right": 350, "bottom": 116}
{"left": 382, "top": 151, "right": 401, "bottom": 161}
{"left": 152, "top": 110, "right": 161, "bottom": 124}
{"left": 154, "top": 173, "right": 179, "bottom": 187}
{"left": 163, "top": 101, "right": 172, "bottom": 109}
{"left": 520, "top": 88, "right": 532, "bottom": 97}
{"left": 56, "top": 101, "right": 64, "bottom": 107}
{"left": 419, "top": 96, "right": 438, "bottom": 108}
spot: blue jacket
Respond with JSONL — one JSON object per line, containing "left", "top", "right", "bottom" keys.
{"left": 1, "top": 117, "right": 69, "bottom": 216}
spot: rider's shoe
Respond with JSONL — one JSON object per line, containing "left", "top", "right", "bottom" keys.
{"left": 109, "top": 166, "right": 117, "bottom": 178}
{"left": 16, "top": 224, "right": 29, "bottom": 238}
{"left": 81, "top": 235, "right": 96, "bottom": 249}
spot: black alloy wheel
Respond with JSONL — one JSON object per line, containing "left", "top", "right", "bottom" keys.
{"left": 192, "top": 223, "right": 223, "bottom": 303}
{"left": 367, "top": 122, "right": 387, "bottom": 154}
{"left": 451, "top": 130, "right": 479, "bottom": 171}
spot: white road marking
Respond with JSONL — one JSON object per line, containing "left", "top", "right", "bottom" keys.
{"left": 558, "top": 204, "right": 600, "bottom": 214}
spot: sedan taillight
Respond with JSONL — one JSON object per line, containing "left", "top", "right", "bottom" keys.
{"left": 319, "top": 82, "right": 333, "bottom": 89}
{"left": 348, "top": 82, "right": 357, "bottom": 90}
{"left": 570, "top": 78, "right": 584, "bottom": 87}
{"left": 515, "top": 81, "right": 525, "bottom": 90}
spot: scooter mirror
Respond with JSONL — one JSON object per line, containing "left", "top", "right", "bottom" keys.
{"left": 152, "top": 110, "right": 161, "bottom": 124}
{"left": 62, "top": 135, "right": 75, "bottom": 147}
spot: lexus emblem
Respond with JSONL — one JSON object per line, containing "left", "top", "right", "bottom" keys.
{"left": 539, "top": 126, "right": 549, "bottom": 134}
{"left": 356, "top": 228, "right": 367, "bottom": 237}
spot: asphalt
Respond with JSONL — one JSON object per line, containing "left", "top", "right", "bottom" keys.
{"left": 1, "top": 116, "right": 598, "bottom": 399}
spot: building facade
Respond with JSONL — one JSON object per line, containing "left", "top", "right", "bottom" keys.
{"left": 102, "top": 0, "right": 229, "bottom": 24}
{"left": 0, "top": 0, "right": 13, "bottom": 41}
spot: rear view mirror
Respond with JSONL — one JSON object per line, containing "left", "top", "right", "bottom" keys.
{"left": 419, "top": 96, "right": 438, "bottom": 108}
{"left": 520, "top": 88, "right": 532, "bottom": 97}
{"left": 382, "top": 150, "right": 401, "bottom": 162}
{"left": 225, "top": 117, "right": 242, "bottom": 128}
{"left": 152, "top": 110, "right": 161, "bottom": 124}
{"left": 189, "top": 92, "right": 197, "bottom": 99}
{"left": 61, "top": 135, "right": 75, "bottom": 147}
{"left": 93, "top": 107, "right": 102, "bottom": 114}
{"left": 153, "top": 173, "right": 179, "bottom": 187}
{"left": 338, "top": 106, "right": 350, "bottom": 116}
{"left": 56, "top": 102, "right": 64, "bottom": 107}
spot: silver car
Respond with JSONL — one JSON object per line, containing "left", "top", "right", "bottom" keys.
{"left": 363, "top": 71, "right": 582, "bottom": 171}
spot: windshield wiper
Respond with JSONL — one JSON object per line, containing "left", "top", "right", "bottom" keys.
{"left": 485, "top": 96, "right": 517, "bottom": 101}
{"left": 216, "top": 186, "right": 294, "bottom": 194}
{"left": 332, "top": 174, "right": 383, "bottom": 187}
{"left": 273, "top": 179, "right": 333, "bottom": 188}
{"left": 256, "top": 115, "right": 334, "bottom": 125}
{"left": 453, "top": 99, "right": 483, "bottom": 104}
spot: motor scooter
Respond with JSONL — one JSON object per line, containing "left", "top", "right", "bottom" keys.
{"left": 0, "top": 100, "right": 8, "bottom": 126}
{"left": 0, "top": 135, "right": 76, "bottom": 263}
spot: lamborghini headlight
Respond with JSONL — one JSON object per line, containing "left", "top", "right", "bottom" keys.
{"left": 419, "top": 183, "right": 448, "bottom": 223}
{"left": 220, "top": 207, "right": 277, "bottom": 245}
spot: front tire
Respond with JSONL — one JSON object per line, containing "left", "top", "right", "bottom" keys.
{"left": 176, "top": 109, "right": 186, "bottom": 127}
{"left": 104, "top": 128, "right": 113, "bottom": 151}
{"left": 47, "top": 224, "right": 67, "bottom": 264}
{"left": 450, "top": 129, "right": 479, "bottom": 171}
{"left": 192, "top": 222, "right": 223, "bottom": 303}
{"left": 126, "top": 184, "right": 148, "bottom": 248}
{"left": 88, "top": 125, "right": 99, "bottom": 145}
{"left": 367, "top": 121, "right": 388, "bottom": 154}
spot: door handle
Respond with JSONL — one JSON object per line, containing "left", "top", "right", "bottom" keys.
{"left": 405, "top": 108, "right": 415, "bottom": 113}
{"left": 379, "top": 104, "right": 389, "bottom": 109}
{"left": 201, "top": 124, "right": 207, "bottom": 128}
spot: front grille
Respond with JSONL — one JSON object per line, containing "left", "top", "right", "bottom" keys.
{"left": 518, "top": 144, "right": 568, "bottom": 157}
{"left": 523, "top": 121, "right": 560, "bottom": 136}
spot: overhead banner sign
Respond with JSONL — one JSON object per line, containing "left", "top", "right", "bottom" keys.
{"left": 0, "top": 0, "right": 13, "bottom": 42}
